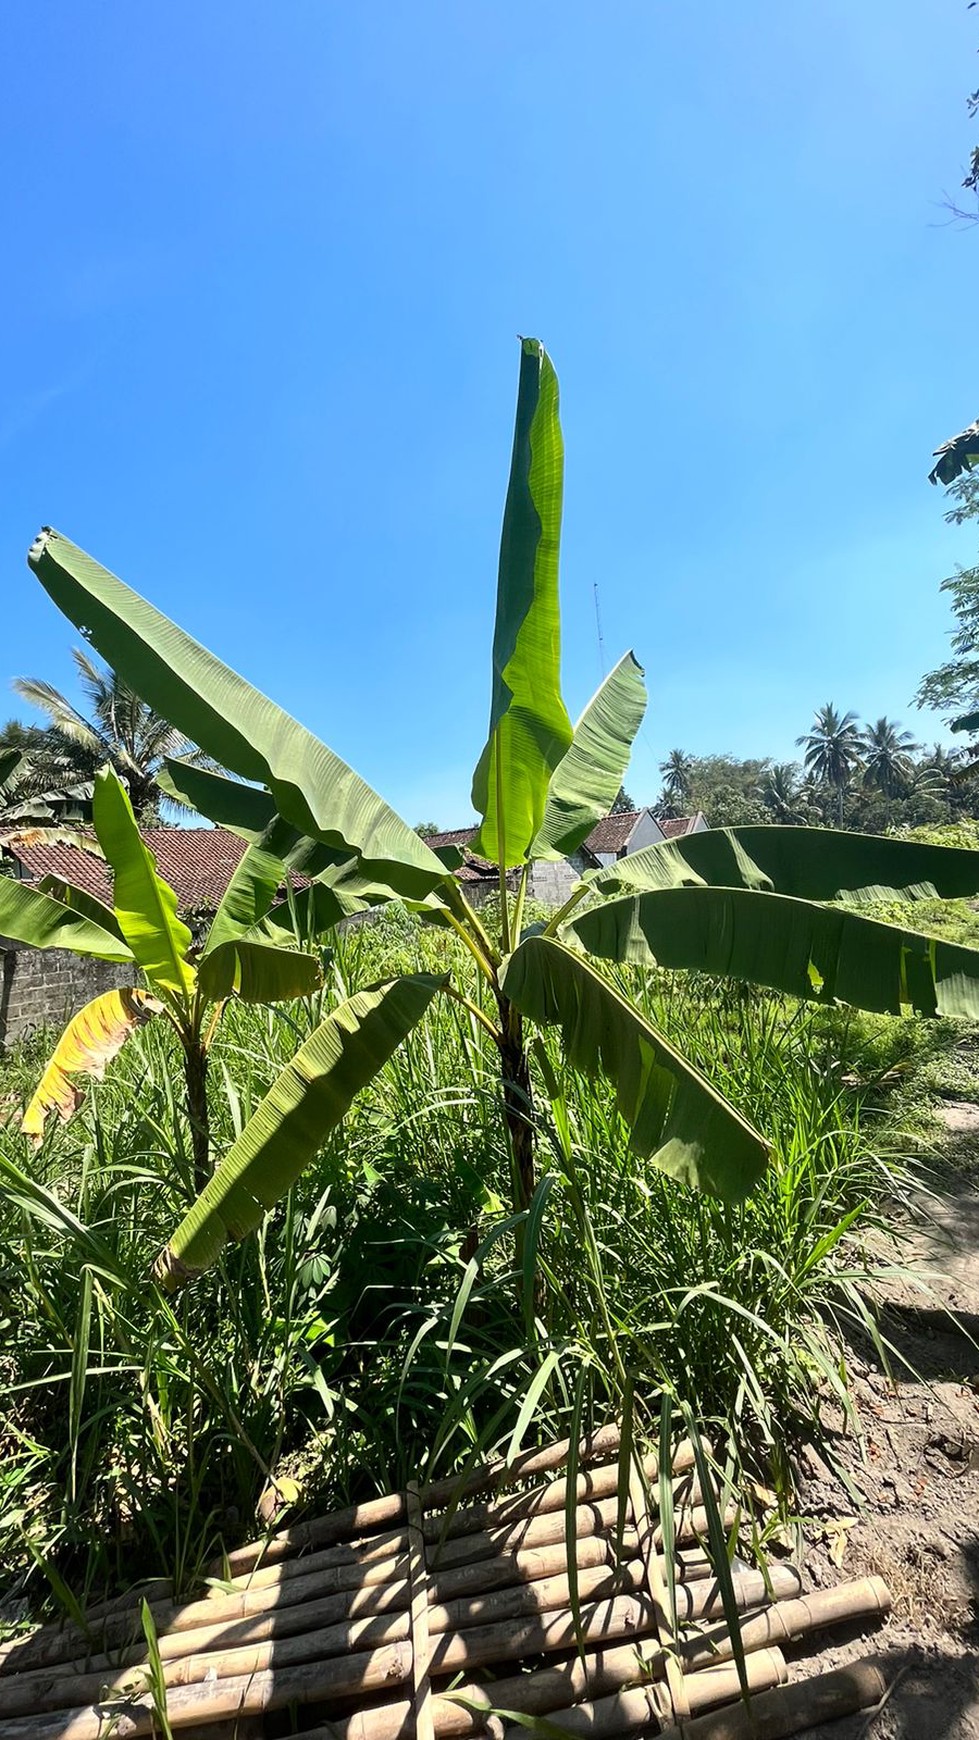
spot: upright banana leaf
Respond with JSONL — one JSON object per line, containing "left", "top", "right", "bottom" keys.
{"left": 22, "top": 987, "right": 163, "bottom": 1143}
{"left": 197, "top": 939, "right": 321, "bottom": 1004}
{"left": 501, "top": 935, "right": 768, "bottom": 1202}
{"left": 470, "top": 340, "right": 574, "bottom": 866}
{"left": 585, "top": 825, "right": 979, "bottom": 906}
{"left": 531, "top": 652, "right": 647, "bottom": 860}
{"left": 92, "top": 768, "right": 195, "bottom": 1000}
{"left": 155, "top": 973, "right": 446, "bottom": 1289}
{"left": 569, "top": 886, "right": 979, "bottom": 1019}
{"left": 0, "top": 877, "right": 133, "bottom": 964}
{"left": 203, "top": 840, "right": 288, "bottom": 956}
{"left": 29, "top": 530, "right": 446, "bottom": 901}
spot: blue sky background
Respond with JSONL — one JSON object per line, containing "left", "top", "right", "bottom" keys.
{"left": 3, "top": 2, "right": 979, "bottom": 826}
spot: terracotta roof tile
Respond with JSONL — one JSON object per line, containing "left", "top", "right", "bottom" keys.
{"left": 584, "top": 812, "right": 642, "bottom": 855}
{"left": 3, "top": 827, "right": 248, "bottom": 913}
{"left": 657, "top": 815, "right": 703, "bottom": 839}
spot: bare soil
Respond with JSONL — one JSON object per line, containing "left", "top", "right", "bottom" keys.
{"left": 787, "top": 1101, "right": 979, "bottom": 1739}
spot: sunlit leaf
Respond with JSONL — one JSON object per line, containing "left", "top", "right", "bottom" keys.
{"left": 502, "top": 935, "right": 768, "bottom": 1201}
{"left": 21, "top": 987, "right": 163, "bottom": 1144}
{"left": 155, "top": 973, "right": 446, "bottom": 1288}
{"left": 470, "top": 340, "right": 573, "bottom": 866}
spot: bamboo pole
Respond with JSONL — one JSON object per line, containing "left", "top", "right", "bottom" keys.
{"left": 0, "top": 1566, "right": 654, "bottom": 1721}
{"left": 651, "top": 1658, "right": 890, "bottom": 1740}
{"left": 0, "top": 1495, "right": 645, "bottom": 1683}
{"left": 209, "top": 1452, "right": 697, "bottom": 1600}
{"left": 0, "top": 1597, "right": 669, "bottom": 1739}
{"left": 263, "top": 1570, "right": 847, "bottom": 1740}
{"left": 499, "top": 1648, "right": 789, "bottom": 1738}
{"left": 215, "top": 1424, "right": 627, "bottom": 1578}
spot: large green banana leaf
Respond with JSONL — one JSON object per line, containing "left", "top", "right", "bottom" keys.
{"left": 586, "top": 825, "right": 979, "bottom": 906}
{"left": 29, "top": 530, "right": 446, "bottom": 902}
{"left": 470, "top": 341, "right": 574, "bottom": 867}
{"left": 531, "top": 653, "right": 647, "bottom": 860}
{"left": 568, "top": 886, "right": 979, "bottom": 1019}
{"left": 37, "top": 875, "right": 127, "bottom": 946}
{"left": 92, "top": 768, "right": 195, "bottom": 1000}
{"left": 0, "top": 878, "right": 134, "bottom": 963}
{"left": 155, "top": 973, "right": 446, "bottom": 1288}
{"left": 158, "top": 761, "right": 277, "bottom": 842}
{"left": 197, "top": 939, "right": 322, "bottom": 1004}
{"left": 501, "top": 935, "right": 768, "bottom": 1202}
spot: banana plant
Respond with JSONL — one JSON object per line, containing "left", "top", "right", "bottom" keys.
{"left": 1, "top": 765, "right": 324, "bottom": 1189}
{"left": 25, "top": 339, "right": 979, "bottom": 1292}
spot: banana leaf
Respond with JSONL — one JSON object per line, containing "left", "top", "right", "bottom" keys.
{"left": 0, "top": 877, "right": 134, "bottom": 963}
{"left": 92, "top": 768, "right": 195, "bottom": 1000}
{"left": 531, "top": 652, "right": 647, "bottom": 860}
{"left": 501, "top": 935, "right": 768, "bottom": 1202}
{"left": 37, "top": 875, "right": 127, "bottom": 945}
{"left": 155, "top": 973, "right": 446, "bottom": 1288}
{"left": 159, "top": 761, "right": 277, "bottom": 841}
{"left": 197, "top": 939, "right": 321, "bottom": 1004}
{"left": 29, "top": 529, "right": 446, "bottom": 901}
{"left": 470, "top": 341, "right": 573, "bottom": 866}
{"left": 585, "top": 824, "right": 979, "bottom": 906}
{"left": 568, "top": 885, "right": 979, "bottom": 1018}
{"left": 22, "top": 987, "right": 163, "bottom": 1143}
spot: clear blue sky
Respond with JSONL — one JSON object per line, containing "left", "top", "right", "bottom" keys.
{"left": 4, "top": 2, "right": 979, "bottom": 825}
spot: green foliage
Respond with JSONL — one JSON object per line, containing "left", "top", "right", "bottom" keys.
{"left": 469, "top": 340, "right": 574, "bottom": 867}
{"left": 917, "top": 474, "right": 979, "bottom": 734}
{"left": 0, "top": 920, "right": 935, "bottom": 1615}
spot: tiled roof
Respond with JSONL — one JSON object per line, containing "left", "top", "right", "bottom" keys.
{"left": 422, "top": 826, "right": 500, "bottom": 884}
{"left": 584, "top": 812, "right": 642, "bottom": 855}
{"left": 6, "top": 837, "right": 113, "bottom": 902}
{"left": 425, "top": 828, "right": 478, "bottom": 850}
{"left": 657, "top": 814, "right": 704, "bottom": 840}
{"left": 3, "top": 827, "right": 248, "bottom": 913}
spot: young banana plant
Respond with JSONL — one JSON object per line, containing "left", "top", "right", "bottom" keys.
{"left": 25, "top": 338, "right": 979, "bottom": 1293}
{"left": 2, "top": 765, "right": 323, "bottom": 1189}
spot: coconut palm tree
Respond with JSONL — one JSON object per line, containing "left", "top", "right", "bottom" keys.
{"left": 760, "top": 762, "right": 807, "bottom": 824}
{"left": 658, "top": 749, "right": 694, "bottom": 816}
{"left": 861, "top": 717, "right": 918, "bottom": 798}
{"left": 13, "top": 651, "right": 201, "bottom": 820}
{"left": 796, "top": 704, "right": 863, "bottom": 826}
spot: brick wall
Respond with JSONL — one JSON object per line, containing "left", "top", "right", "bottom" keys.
{"left": 0, "top": 940, "right": 136, "bottom": 1050}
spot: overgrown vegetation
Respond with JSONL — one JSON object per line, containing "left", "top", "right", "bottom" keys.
{"left": 0, "top": 905, "right": 956, "bottom": 1620}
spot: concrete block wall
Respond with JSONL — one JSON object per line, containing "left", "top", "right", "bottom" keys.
{"left": 0, "top": 940, "right": 136, "bottom": 1050}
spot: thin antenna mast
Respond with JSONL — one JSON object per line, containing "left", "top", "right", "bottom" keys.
{"left": 593, "top": 581, "right": 606, "bottom": 677}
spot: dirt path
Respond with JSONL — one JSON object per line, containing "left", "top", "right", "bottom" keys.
{"left": 787, "top": 1103, "right": 979, "bottom": 1738}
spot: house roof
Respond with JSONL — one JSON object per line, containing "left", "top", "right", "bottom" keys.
{"left": 3, "top": 827, "right": 249, "bottom": 913}
{"left": 657, "top": 813, "right": 706, "bottom": 840}
{"left": 584, "top": 811, "right": 644, "bottom": 855}
{"left": 423, "top": 827, "right": 499, "bottom": 885}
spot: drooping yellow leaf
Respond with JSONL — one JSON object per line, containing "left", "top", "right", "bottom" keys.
{"left": 21, "top": 987, "right": 163, "bottom": 1144}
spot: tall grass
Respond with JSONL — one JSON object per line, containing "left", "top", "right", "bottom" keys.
{"left": 0, "top": 908, "right": 931, "bottom": 1619}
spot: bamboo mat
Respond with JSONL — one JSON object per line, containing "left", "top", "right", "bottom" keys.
{"left": 0, "top": 1426, "right": 892, "bottom": 1740}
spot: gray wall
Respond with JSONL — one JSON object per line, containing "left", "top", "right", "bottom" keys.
{"left": 0, "top": 941, "right": 135, "bottom": 1050}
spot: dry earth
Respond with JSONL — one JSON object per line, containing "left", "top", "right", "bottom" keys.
{"left": 786, "top": 1100, "right": 979, "bottom": 1739}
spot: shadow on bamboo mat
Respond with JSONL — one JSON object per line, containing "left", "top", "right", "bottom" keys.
{"left": 0, "top": 1426, "right": 898, "bottom": 1740}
